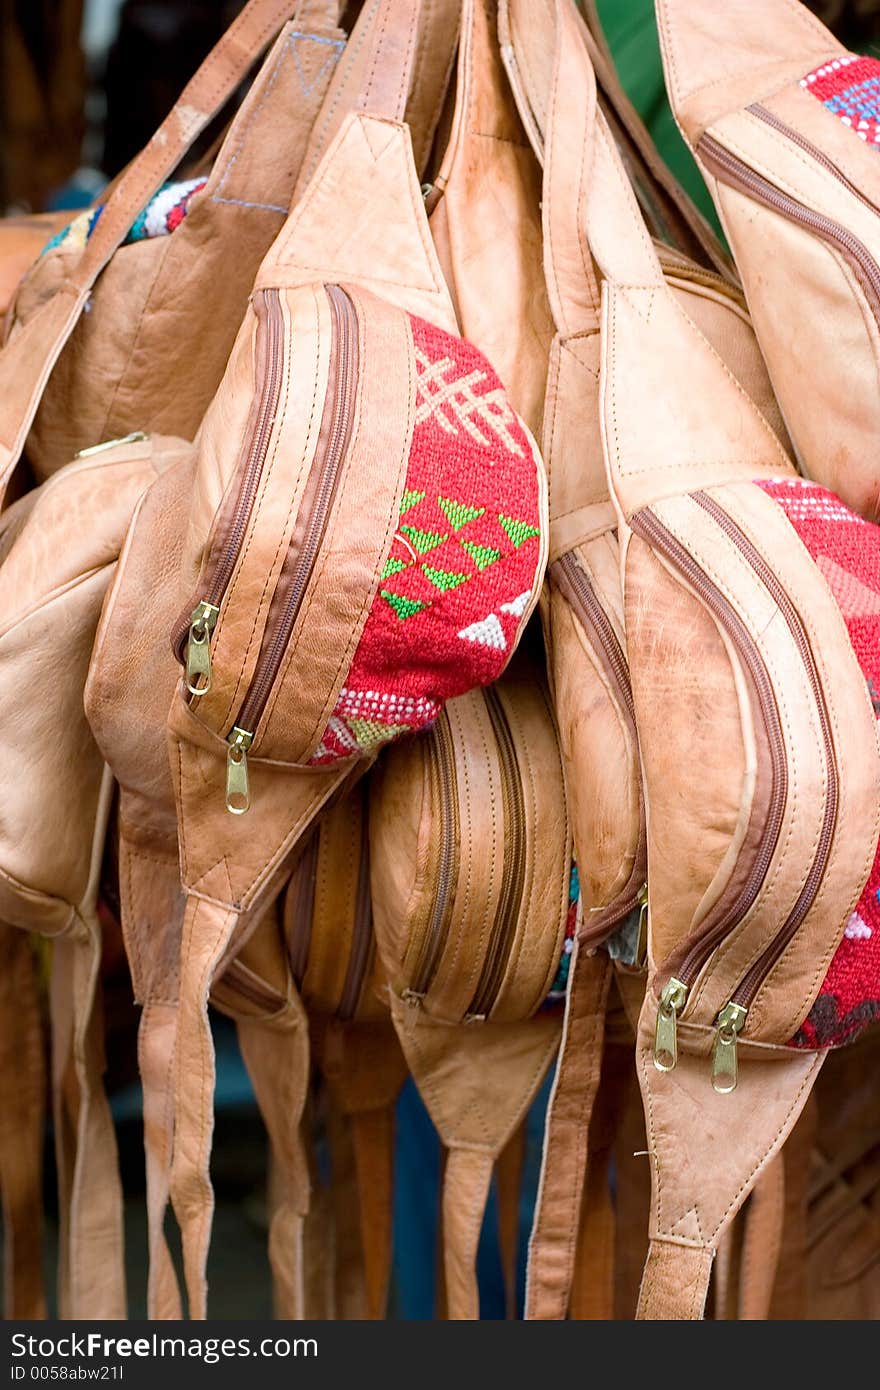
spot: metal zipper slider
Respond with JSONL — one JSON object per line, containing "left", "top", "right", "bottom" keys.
{"left": 185, "top": 600, "right": 220, "bottom": 696}
{"left": 654, "top": 976, "right": 688, "bottom": 1072}
{"left": 226, "top": 727, "right": 253, "bottom": 815}
{"left": 711, "top": 1001, "right": 748, "bottom": 1094}
{"left": 635, "top": 883, "right": 649, "bottom": 967}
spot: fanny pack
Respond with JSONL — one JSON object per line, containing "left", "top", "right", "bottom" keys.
{"left": 580, "top": 28, "right": 880, "bottom": 1315}
{"left": 498, "top": 0, "right": 800, "bottom": 1320}
{"left": 656, "top": 0, "right": 880, "bottom": 522}
{"left": 369, "top": 646, "right": 572, "bottom": 1319}
{"left": 0, "top": 433, "right": 184, "bottom": 1317}
{"left": 161, "top": 93, "right": 546, "bottom": 1314}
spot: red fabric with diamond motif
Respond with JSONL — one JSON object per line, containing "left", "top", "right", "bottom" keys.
{"left": 758, "top": 477, "right": 880, "bottom": 1047}
{"left": 310, "top": 315, "right": 543, "bottom": 763}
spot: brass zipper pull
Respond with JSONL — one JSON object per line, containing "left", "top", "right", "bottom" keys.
{"left": 226, "top": 727, "right": 253, "bottom": 815}
{"left": 654, "top": 976, "right": 688, "bottom": 1072}
{"left": 635, "top": 882, "right": 649, "bottom": 968}
{"left": 185, "top": 600, "right": 220, "bottom": 696}
{"left": 711, "top": 1001, "right": 748, "bottom": 1094}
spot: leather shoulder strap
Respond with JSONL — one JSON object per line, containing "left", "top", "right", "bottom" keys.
{"left": 0, "top": 0, "right": 301, "bottom": 501}
{"left": 577, "top": 4, "right": 732, "bottom": 275}
{"left": 500, "top": 0, "right": 601, "bottom": 337}
{"left": 293, "top": 0, "right": 422, "bottom": 198}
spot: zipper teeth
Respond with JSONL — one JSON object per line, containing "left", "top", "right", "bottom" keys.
{"left": 410, "top": 712, "right": 458, "bottom": 997}
{"left": 554, "top": 551, "right": 635, "bottom": 724}
{"left": 286, "top": 829, "right": 320, "bottom": 987}
{"left": 234, "top": 283, "right": 357, "bottom": 737}
{"left": 552, "top": 552, "right": 647, "bottom": 942}
{"left": 171, "top": 289, "right": 284, "bottom": 661}
{"left": 693, "top": 492, "right": 839, "bottom": 1010}
{"left": 748, "top": 103, "right": 880, "bottom": 219}
{"left": 630, "top": 509, "right": 788, "bottom": 992}
{"left": 337, "top": 790, "right": 373, "bottom": 1021}
{"left": 467, "top": 687, "right": 528, "bottom": 1018}
{"left": 699, "top": 133, "right": 880, "bottom": 327}
{"left": 219, "top": 959, "right": 285, "bottom": 1013}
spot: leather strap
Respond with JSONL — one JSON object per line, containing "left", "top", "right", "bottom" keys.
{"left": 637, "top": 1237, "right": 715, "bottom": 1320}
{"left": 525, "top": 944, "right": 611, "bottom": 1319}
{"left": 350, "top": 1106, "right": 395, "bottom": 1319}
{"left": 575, "top": 5, "right": 732, "bottom": 275}
{"left": 768, "top": 1094, "right": 816, "bottom": 1319}
{"left": 0, "top": 0, "right": 301, "bottom": 500}
{"left": 169, "top": 893, "right": 243, "bottom": 1319}
{"left": 568, "top": 1030, "right": 634, "bottom": 1320}
{"left": 0, "top": 925, "right": 46, "bottom": 1318}
{"left": 139, "top": 1002, "right": 184, "bottom": 1319}
{"left": 442, "top": 1147, "right": 494, "bottom": 1320}
{"left": 495, "top": 1121, "right": 525, "bottom": 1318}
{"left": 51, "top": 924, "right": 126, "bottom": 1319}
{"left": 737, "top": 1153, "right": 785, "bottom": 1319}
{"left": 293, "top": 0, "right": 422, "bottom": 198}
{"left": 405, "top": 0, "right": 461, "bottom": 178}
{"left": 236, "top": 1007, "right": 311, "bottom": 1319}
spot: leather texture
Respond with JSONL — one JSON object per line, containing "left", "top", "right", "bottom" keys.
{"left": 0, "top": 433, "right": 185, "bottom": 1319}
{"left": 370, "top": 648, "right": 569, "bottom": 1317}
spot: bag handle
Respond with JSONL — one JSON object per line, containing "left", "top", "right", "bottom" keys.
{"left": 293, "top": 0, "right": 423, "bottom": 198}
{"left": 576, "top": 3, "right": 732, "bottom": 276}
{"left": 0, "top": 0, "right": 304, "bottom": 499}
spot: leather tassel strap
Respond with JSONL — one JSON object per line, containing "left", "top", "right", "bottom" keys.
{"left": 139, "top": 1002, "right": 184, "bottom": 1320}
{"left": 495, "top": 1121, "right": 526, "bottom": 1319}
{"left": 51, "top": 926, "right": 126, "bottom": 1319}
{"left": 169, "top": 893, "right": 242, "bottom": 1319}
{"left": 525, "top": 943, "right": 612, "bottom": 1319}
{"left": 350, "top": 1106, "right": 396, "bottom": 1320}
{"left": 637, "top": 1238, "right": 715, "bottom": 1320}
{"left": 0, "top": 925, "right": 46, "bottom": 1318}
{"left": 441, "top": 1147, "right": 494, "bottom": 1321}
{"left": 236, "top": 1008, "right": 311, "bottom": 1320}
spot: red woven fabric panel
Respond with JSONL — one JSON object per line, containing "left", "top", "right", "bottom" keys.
{"left": 311, "top": 315, "right": 542, "bottom": 763}
{"left": 759, "top": 477, "right": 880, "bottom": 1047}
{"left": 801, "top": 54, "right": 880, "bottom": 149}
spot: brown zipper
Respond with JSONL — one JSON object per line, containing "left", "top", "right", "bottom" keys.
{"left": 172, "top": 287, "right": 285, "bottom": 670}
{"left": 286, "top": 828, "right": 320, "bottom": 987}
{"left": 749, "top": 103, "right": 880, "bottom": 219}
{"left": 465, "top": 686, "right": 528, "bottom": 1019}
{"left": 633, "top": 497, "right": 840, "bottom": 1083}
{"left": 629, "top": 508, "right": 788, "bottom": 995}
{"left": 231, "top": 283, "right": 358, "bottom": 742}
{"left": 407, "top": 711, "right": 459, "bottom": 999}
{"left": 551, "top": 550, "right": 648, "bottom": 943}
{"left": 698, "top": 131, "right": 880, "bottom": 332}
{"left": 693, "top": 492, "right": 839, "bottom": 1013}
{"left": 217, "top": 958, "right": 286, "bottom": 1014}
{"left": 337, "top": 789, "right": 374, "bottom": 1022}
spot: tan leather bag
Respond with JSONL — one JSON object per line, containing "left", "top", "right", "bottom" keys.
{"left": 578, "top": 8, "right": 880, "bottom": 1315}
{"left": 498, "top": 0, "right": 794, "bottom": 1321}
{"left": 0, "top": 0, "right": 332, "bottom": 503}
{"left": 163, "top": 41, "right": 546, "bottom": 1313}
{"left": 656, "top": 0, "right": 880, "bottom": 521}
{"left": 0, "top": 433, "right": 185, "bottom": 1318}
{"left": 369, "top": 646, "right": 574, "bottom": 1319}
{"left": 10, "top": 0, "right": 463, "bottom": 484}
{"left": 86, "top": 451, "right": 313, "bottom": 1321}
